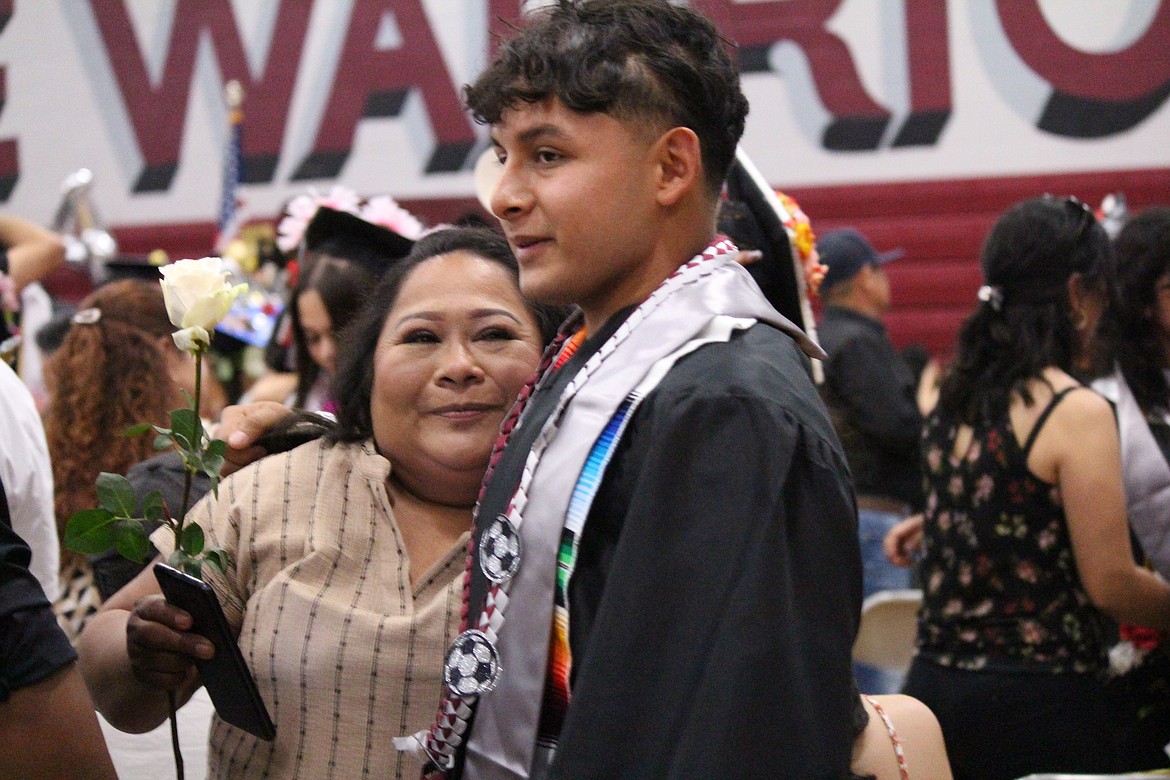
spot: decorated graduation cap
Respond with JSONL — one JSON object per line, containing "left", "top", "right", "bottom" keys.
{"left": 277, "top": 186, "right": 425, "bottom": 276}
{"left": 719, "top": 149, "right": 825, "bottom": 359}
{"left": 302, "top": 205, "right": 415, "bottom": 275}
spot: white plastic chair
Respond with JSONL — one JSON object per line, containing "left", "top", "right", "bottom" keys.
{"left": 853, "top": 588, "right": 923, "bottom": 673}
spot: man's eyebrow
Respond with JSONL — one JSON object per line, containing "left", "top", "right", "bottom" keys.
{"left": 491, "top": 123, "right": 570, "bottom": 148}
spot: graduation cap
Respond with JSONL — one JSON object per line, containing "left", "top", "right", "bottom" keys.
{"left": 720, "top": 158, "right": 805, "bottom": 328}
{"left": 98, "top": 252, "right": 168, "bottom": 284}
{"left": 302, "top": 206, "right": 415, "bottom": 275}
{"left": 719, "top": 149, "right": 823, "bottom": 379}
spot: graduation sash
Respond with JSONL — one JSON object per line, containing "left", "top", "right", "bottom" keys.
{"left": 1106, "top": 368, "right": 1170, "bottom": 579}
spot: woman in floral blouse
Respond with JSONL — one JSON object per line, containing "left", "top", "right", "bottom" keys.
{"left": 901, "top": 196, "right": 1170, "bottom": 780}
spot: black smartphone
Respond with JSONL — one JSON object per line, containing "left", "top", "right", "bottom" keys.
{"left": 153, "top": 562, "right": 276, "bottom": 740}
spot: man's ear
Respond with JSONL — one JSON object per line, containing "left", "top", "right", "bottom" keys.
{"left": 653, "top": 126, "right": 702, "bottom": 207}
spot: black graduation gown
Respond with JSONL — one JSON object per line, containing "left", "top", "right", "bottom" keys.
{"left": 462, "top": 320, "right": 862, "bottom": 779}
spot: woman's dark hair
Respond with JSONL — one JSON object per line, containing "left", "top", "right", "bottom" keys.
{"left": 464, "top": 0, "right": 748, "bottom": 198}
{"left": 937, "top": 195, "right": 1114, "bottom": 423}
{"left": 287, "top": 251, "right": 380, "bottom": 407}
{"left": 1100, "top": 206, "right": 1170, "bottom": 415}
{"left": 328, "top": 226, "right": 568, "bottom": 443}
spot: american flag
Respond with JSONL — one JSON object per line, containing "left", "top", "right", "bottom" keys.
{"left": 214, "top": 80, "right": 245, "bottom": 252}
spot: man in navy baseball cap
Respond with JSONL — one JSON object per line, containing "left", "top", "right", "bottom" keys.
{"left": 818, "top": 227, "right": 904, "bottom": 292}
{"left": 815, "top": 226, "right": 923, "bottom": 697}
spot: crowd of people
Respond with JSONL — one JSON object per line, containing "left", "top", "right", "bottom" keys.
{"left": 2, "top": 2, "right": 1169, "bottom": 779}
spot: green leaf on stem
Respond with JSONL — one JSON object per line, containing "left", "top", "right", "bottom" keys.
{"left": 203, "top": 548, "right": 229, "bottom": 576}
{"left": 65, "top": 508, "right": 117, "bottom": 554}
{"left": 153, "top": 433, "right": 173, "bottom": 451}
{"left": 142, "top": 491, "right": 165, "bottom": 523}
{"left": 170, "top": 408, "right": 202, "bottom": 453}
{"left": 114, "top": 522, "right": 151, "bottom": 562}
{"left": 202, "top": 439, "right": 226, "bottom": 480}
{"left": 96, "top": 472, "right": 137, "bottom": 517}
{"left": 123, "top": 422, "right": 154, "bottom": 438}
{"left": 180, "top": 522, "right": 205, "bottom": 556}
{"left": 168, "top": 549, "right": 201, "bottom": 579}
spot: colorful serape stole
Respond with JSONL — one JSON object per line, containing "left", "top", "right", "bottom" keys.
{"left": 553, "top": 328, "right": 586, "bottom": 371}
{"left": 536, "top": 393, "right": 640, "bottom": 748}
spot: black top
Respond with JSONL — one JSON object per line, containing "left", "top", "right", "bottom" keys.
{"left": 0, "top": 476, "right": 78, "bottom": 702}
{"left": 916, "top": 387, "right": 1106, "bottom": 674}
{"left": 462, "top": 319, "right": 862, "bottom": 779}
{"left": 817, "top": 304, "right": 924, "bottom": 509}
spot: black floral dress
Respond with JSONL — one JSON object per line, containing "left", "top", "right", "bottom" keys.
{"left": 915, "top": 387, "right": 1107, "bottom": 673}
{"left": 905, "top": 387, "right": 1121, "bottom": 780}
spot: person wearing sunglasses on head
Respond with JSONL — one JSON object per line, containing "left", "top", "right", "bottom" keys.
{"left": 897, "top": 196, "right": 1170, "bottom": 780}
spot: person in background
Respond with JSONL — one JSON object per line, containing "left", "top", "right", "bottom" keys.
{"left": 901, "top": 196, "right": 1170, "bottom": 779}
{"left": 0, "top": 354, "right": 58, "bottom": 601}
{"left": 2, "top": 474, "right": 116, "bottom": 779}
{"left": 1091, "top": 205, "right": 1170, "bottom": 768}
{"left": 1092, "top": 206, "right": 1170, "bottom": 581}
{"left": 78, "top": 228, "right": 564, "bottom": 779}
{"left": 816, "top": 227, "right": 925, "bottom": 695}
{"left": 43, "top": 280, "right": 190, "bottom": 641}
{"left": 0, "top": 213, "right": 67, "bottom": 404}
{"left": 0, "top": 213, "right": 68, "bottom": 295}
{"left": 249, "top": 197, "right": 418, "bottom": 412}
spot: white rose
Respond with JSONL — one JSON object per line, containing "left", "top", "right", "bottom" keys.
{"left": 158, "top": 257, "right": 248, "bottom": 352}
{"left": 171, "top": 326, "right": 209, "bottom": 353}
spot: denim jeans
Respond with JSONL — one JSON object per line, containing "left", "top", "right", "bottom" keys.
{"left": 854, "top": 506, "right": 913, "bottom": 694}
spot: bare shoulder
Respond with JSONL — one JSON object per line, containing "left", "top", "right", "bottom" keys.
{"left": 1018, "top": 373, "right": 1116, "bottom": 480}
{"left": 852, "top": 694, "right": 953, "bottom": 780}
{"left": 1053, "top": 383, "right": 1114, "bottom": 421}
{"left": 1028, "top": 383, "right": 1118, "bottom": 480}
{"left": 1027, "top": 368, "right": 1112, "bottom": 421}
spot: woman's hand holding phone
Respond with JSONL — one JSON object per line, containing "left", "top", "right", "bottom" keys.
{"left": 125, "top": 593, "right": 214, "bottom": 692}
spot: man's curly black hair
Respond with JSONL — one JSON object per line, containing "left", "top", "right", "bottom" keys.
{"left": 465, "top": 0, "right": 749, "bottom": 198}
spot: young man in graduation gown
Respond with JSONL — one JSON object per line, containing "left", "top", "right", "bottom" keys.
{"left": 401, "top": 2, "right": 863, "bottom": 778}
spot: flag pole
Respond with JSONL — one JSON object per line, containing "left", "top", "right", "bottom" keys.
{"left": 214, "top": 80, "right": 245, "bottom": 253}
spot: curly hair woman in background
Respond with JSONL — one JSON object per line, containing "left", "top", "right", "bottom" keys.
{"left": 43, "top": 279, "right": 191, "bottom": 642}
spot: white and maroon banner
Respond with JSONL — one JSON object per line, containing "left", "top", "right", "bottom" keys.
{"left": 0, "top": 0, "right": 1165, "bottom": 243}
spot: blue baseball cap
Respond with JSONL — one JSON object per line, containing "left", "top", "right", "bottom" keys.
{"left": 817, "top": 228, "right": 904, "bottom": 290}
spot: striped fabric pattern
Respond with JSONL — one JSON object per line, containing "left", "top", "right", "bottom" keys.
{"left": 153, "top": 437, "right": 466, "bottom": 779}
{"left": 538, "top": 394, "right": 638, "bottom": 748}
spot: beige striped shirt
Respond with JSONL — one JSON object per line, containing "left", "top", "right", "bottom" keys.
{"left": 154, "top": 438, "right": 466, "bottom": 779}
